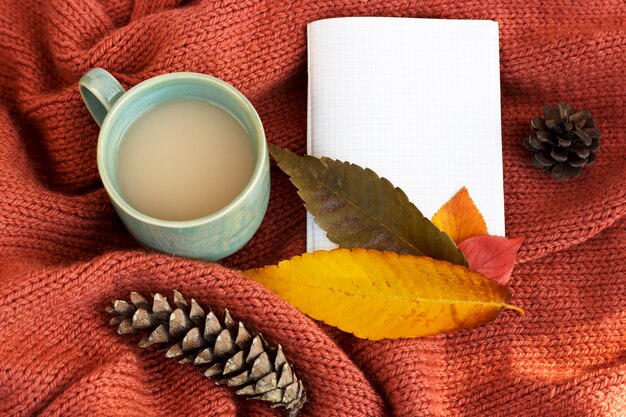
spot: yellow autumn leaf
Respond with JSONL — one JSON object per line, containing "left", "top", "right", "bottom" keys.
{"left": 431, "top": 187, "right": 488, "bottom": 244}
{"left": 243, "top": 249, "right": 523, "bottom": 340}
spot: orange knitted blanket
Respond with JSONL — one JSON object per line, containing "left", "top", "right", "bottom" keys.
{"left": 1, "top": 1, "right": 625, "bottom": 416}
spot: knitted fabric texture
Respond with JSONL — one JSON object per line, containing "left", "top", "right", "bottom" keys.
{"left": 0, "top": 1, "right": 625, "bottom": 416}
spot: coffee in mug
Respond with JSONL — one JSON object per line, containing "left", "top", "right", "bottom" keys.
{"left": 78, "top": 68, "right": 270, "bottom": 261}
{"left": 117, "top": 99, "right": 255, "bottom": 221}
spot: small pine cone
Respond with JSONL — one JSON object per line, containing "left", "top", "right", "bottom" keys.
{"left": 523, "top": 103, "right": 601, "bottom": 181}
{"left": 107, "top": 291, "right": 306, "bottom": 416}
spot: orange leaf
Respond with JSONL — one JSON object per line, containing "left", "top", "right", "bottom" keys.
{"left": 431, "top": 187, "right": 488, "bottom": 244}
{"left": 458, "top": 236, "right": 524, "bottom": 285}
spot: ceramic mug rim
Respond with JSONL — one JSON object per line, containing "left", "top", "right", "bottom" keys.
{"left": 96, "top": 72, "right": 268, "bottom": 229}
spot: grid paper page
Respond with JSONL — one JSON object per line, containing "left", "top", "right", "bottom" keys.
{"left": 307, "top": 17, "right": 504, "bottom": 252}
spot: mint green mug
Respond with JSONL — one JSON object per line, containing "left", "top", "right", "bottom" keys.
{"left": 79, "top": 68, "right": 270, "bottom": 261}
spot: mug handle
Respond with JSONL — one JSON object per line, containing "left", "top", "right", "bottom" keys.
{"left": 78, "top": 68, "right": 126, "bottom": 127}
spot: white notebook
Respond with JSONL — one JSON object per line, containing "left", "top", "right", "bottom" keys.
{"left": 306, "top": 17, "right": 505, "bottom": 252}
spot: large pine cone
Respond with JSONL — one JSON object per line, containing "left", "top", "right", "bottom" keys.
{"left": 107, "top": 291, "right": 307, "bottom": 416}
{"left": 524, "top": 103, "right": 601, "bottom": 181}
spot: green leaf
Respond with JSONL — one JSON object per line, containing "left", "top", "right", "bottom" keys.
{"left": 269, "top": 145, "right": 467, "bottom": 266}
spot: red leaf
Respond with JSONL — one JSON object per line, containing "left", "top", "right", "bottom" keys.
{"left": 458, "top": 236, "right": 524, "bottom": 285}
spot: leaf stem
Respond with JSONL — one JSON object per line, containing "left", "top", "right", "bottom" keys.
{"left": 504, "top": 304, "right": 526, "bottom": 316}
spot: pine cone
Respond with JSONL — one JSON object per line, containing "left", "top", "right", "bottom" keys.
{"left": 107, "top": 291, "right": 307, "bottom": 416}
{"left": 524, "top": 103, "right": 601, "bottom": 181}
